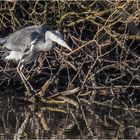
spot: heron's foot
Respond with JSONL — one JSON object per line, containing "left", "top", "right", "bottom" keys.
{"left": 38, "top": 79, "right": 53, "bottom": 97}
{"left": 25, "top": 84, "right": 37, "bottom": 97}
{"left": 28, "top": 94, "right": 37, "bottom": 103}
{"left": 25, "top": 79, "right": 53, "bottom": 103}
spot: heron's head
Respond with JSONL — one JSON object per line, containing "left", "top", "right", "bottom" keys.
{"left": 45, "top": 31, "right": 72, "bottom": 52}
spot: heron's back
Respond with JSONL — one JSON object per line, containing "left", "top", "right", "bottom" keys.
{"left": 3, "top": 25, "right": 47, "bottom": 52}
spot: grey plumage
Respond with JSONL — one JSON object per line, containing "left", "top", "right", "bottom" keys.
{"left": 0, "top": 37, "right": 8, "bottom": 45}
{"left": 1, "top": 25, "right": 72, "bottom": 64}
{"left": 3, "top": 25, "right": 46, "bottom": 51}
{"left": 0, "top": 25, "right": 72, "bottom": 94}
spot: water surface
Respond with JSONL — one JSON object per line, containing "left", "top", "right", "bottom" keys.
{"left": 0, "top": 93, "right": 140, "bottom": 139}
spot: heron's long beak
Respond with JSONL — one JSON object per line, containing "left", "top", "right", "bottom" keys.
{"left": 61, "top": 43, "right": 72, "bottom": 52}
{"left": 57, "top": 40, "right": 72, "bottom": 52}
{"left": 49, "top": 31, "right": 72, "bottom": 52}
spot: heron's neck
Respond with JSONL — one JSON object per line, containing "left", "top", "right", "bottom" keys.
{"left": 36, "top": 39, "right": 53, "bottom": 52}
{"left": 44, "top": 39, "right": 53, "bottom": 51}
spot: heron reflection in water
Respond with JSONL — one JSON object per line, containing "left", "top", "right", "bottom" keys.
{"left": 0, "top": 25, "right": 72, "bottom": 94}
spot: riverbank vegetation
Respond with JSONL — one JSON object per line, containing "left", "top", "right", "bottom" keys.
{"left": 0, "top": 1, "right": 139, "bottom": 106}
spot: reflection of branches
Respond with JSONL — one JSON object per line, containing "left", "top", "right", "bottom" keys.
{"left": 0, "top": 96, "right": 70, "bottom": 139}
{"left": 37, "top": 112, "right": 49, "bottom": 131}
{"left": 14, "top": 112, "right": 31, "bottom": 140}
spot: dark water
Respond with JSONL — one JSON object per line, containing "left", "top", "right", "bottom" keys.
{"left": 0, "top": 94, "right": 140, "bottom": 139}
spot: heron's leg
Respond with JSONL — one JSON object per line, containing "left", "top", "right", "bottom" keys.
{"left": 17, "top": 62, "right": 34, "bottom": 96}
{"left": 22, "top": 70, "right": 37, "bottom": 94}
{"left": 17, "top": 62, "right": 32, "bottom": 96}
{"left": 26, "top": 59, "right": 37, "bottom": 79}
{"left": 20, "top": 68, "right": 37, "bottom": 94}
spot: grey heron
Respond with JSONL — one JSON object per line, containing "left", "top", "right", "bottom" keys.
{"left": 0, "top": 25, "right": 72, "bottom": 95}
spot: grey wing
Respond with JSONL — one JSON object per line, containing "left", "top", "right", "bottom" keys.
{"left": 3, "top": 25, "right": 46, "bottom": 52}
{"left": 0, "top": 36, "right": 8, "bottom": 45}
